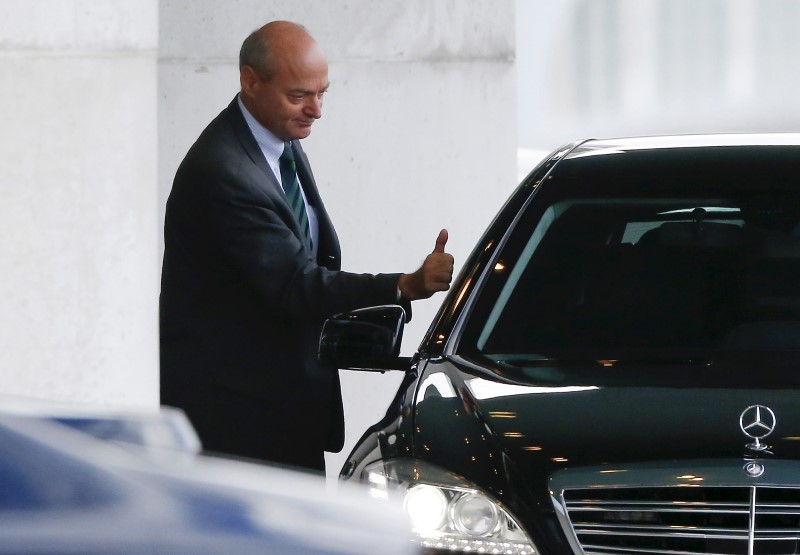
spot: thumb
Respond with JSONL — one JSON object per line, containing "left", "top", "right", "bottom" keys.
{"left": 433, "top": 228, "right": 448, "bottom": 254}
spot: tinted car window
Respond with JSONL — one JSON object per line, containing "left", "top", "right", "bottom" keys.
{"left": 462, "top": 191, "right": 800, "bottom": 362}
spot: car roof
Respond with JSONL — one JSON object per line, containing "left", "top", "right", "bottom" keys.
{"left": 565, "top": 133, "right": 800, "bottom": 160}
{"left": 534, "top": 133, "right": 800, "bottom": 195}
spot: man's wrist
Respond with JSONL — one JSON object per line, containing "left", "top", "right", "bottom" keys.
{"left": 397, "top": 273, "right": 412, "bottom": 301}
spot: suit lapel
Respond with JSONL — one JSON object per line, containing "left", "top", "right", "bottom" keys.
{"left": 292, "top": 142, "right": 341, "bottom": 270}
{"left": 225, "top": 98, "right": 281, "bottom": 192}
{"left": 225, "top": 97, "right": 341, "bottom": 267}
{"left": 225, "top": 99, "right": 316, "bottom": 256}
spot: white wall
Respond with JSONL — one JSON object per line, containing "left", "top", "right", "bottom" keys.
{"left": 158, "top": 0, "right": 517, "bottom": 478}
{"left": 0, "top": 0, "right": 160, "bottom": 408}
{"left": 517, "top": 0, "right": 800, "bottom": 153}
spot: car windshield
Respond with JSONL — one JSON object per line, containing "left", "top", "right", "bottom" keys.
{"left": 462, "top": 191, "right": 800, "bottom": 364}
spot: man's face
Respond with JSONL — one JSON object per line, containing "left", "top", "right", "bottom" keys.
{"left": 241, "top": 40, "right": 329, "bottom": 142}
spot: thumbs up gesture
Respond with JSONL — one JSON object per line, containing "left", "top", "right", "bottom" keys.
{"left": 398, "top": 229, "right": 455, "bottom": 301}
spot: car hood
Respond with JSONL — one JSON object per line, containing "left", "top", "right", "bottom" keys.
{"left": 412, "top": 358, "right": 800, "bottom": 487}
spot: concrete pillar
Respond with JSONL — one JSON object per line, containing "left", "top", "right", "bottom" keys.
{"left": 158, "top": 0, "right": 516, "bottom": 476}
{"left": 0, "top": 0, "right": 160, "bottom": 408}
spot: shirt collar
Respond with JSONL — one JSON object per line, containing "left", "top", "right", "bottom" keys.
{"left": 237, "top": 94, "right": 284, "bottom": 166}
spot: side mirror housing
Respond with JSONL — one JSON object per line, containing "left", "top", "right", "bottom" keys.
{"left": 318, "top": 305, "right": 410, "bottom": 371}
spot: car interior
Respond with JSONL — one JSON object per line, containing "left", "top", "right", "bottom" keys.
{"left": 473, "top": 198, "right": 800, "bottom": 359}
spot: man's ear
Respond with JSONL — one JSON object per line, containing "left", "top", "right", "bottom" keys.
{"left": 239, "top": 66, "right": 260, "bottom": 98}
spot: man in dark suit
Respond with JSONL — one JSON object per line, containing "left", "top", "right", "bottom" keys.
{"left": 160, "top": 21, "right": 454, "bottom": 473}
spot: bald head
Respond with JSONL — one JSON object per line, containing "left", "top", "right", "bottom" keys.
{"left": 239, "top": 21, "right": 324, "bottom": 80}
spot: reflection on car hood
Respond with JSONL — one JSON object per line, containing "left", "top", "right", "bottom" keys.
{"left": 413, "top": 359, "right": 800, "bottom": 484}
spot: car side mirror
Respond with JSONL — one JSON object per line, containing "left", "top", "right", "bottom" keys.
{"left": 318, "top": 305, "right": 411, "bottom": 371}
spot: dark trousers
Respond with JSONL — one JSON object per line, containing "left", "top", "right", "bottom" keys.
{"left": 169, "top": 382, "right": 326, "bottom": 474}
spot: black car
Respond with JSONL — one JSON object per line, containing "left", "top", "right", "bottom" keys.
{"left": 321, "top": 134, "right": 800, "bottom": 555}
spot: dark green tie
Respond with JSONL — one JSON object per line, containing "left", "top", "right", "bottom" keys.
{"left": 279, "top": 142, "right": 312, "bottom": 248}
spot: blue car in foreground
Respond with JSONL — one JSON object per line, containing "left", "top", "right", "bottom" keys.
{"left": 0, "top": 399, "right": 416, "bottom": 554}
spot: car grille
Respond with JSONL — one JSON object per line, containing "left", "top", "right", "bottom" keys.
{"left": 560, "top": 486, "right": 800, "bottom": 555}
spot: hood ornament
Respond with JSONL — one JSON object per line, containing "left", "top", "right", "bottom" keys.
{"left": 739, "top": 405, "right": 776, "bottom": 452}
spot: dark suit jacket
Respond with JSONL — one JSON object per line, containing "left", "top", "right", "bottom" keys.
{"left": 160, "top": 97, "right": 403, "bottom": 467}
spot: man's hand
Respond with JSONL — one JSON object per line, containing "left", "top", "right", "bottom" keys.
{"left": 398, "top": 229, "right": 455, "bottom": 301}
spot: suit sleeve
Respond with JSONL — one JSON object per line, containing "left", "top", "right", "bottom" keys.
{"left": 201, "top": 162, "right": 401, "bottom": 324}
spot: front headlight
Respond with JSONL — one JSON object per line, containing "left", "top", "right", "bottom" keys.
{"left": 361, "top": 458, "right": 539, "bottom": 554}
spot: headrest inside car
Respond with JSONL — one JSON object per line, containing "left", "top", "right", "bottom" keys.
{"left": 638, "top": 221, "right": 743, "bottom": 248}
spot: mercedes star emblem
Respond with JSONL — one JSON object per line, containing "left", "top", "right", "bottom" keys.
{"left": 739, "top": 405, "right": 776, "bottom": 452}
{"left": 743, "top": 461, "right": 765, "bottom": 478}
